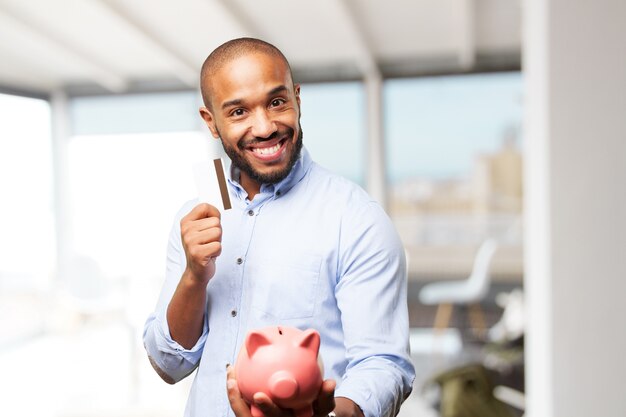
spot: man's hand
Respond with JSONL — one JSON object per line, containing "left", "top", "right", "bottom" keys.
{"left": 180, "top": 203, "right": 222, "bottom": 284}
{"left": 226, "top": 365, "right": 337, "bottom": 417}
{"left": 333, "top": 397, "right": 365, "bottom": 417}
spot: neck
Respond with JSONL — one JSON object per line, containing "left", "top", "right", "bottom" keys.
{"left": 240, "top": 173, "right": 261, "bottom": 201}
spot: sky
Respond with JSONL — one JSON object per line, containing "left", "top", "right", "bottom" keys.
{"left": 384, "top": 72, "right": 523, "bottom": 182}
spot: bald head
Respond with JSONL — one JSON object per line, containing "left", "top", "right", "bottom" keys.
{"left": 200, "top": 37, "right": 294, "bottom": 110}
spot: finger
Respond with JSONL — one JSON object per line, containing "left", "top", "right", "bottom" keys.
{"left": 313, "top": 379, "right": 336, "bottom": 416}
{"left": 188, "top": 241, "right": 222, "bottom": 261}
{"left": 188, "top": 226, "right": 222, "bottom": 245}
{"left": 252, "top": 392, "right": 290, "bottom": 417}
{"left": 321, "top": 378, "right": 336, "bottom": 394}
{"left": 191, "top": 216, "right": 221, "bottom": 232}
{"left": 204, "top": 241, "right": 222, "bottom": 259}
{"left": 183, "top": 203, "right": 221, "bottom": 222}
{"left": 227, "top": 366, "right": 252, "bottom": 417}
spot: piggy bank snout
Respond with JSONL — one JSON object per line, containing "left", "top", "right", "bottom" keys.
{"left": 269, "top": 370, "right": 298, "bottom": 400}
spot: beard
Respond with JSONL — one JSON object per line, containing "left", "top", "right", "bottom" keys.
{"left": 218, "top": 125, "right": 303, "bottom": 185}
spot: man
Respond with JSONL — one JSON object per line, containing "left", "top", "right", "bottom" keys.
{"left": 143, "top": 38, "right": 415, "bottom": 417}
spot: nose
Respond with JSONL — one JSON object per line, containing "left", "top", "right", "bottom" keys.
{"left": 250, "top": 109, "right": 277, "bottom": 139}
{"left": 269, "top": 370, "right": 298, "bottom": 400}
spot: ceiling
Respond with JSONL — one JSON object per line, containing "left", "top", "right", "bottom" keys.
{"left": 0, "top": 0, "right": 521, "bottom": 97}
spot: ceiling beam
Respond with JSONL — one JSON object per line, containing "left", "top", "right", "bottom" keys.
{"left": 95, "top": 0, "right": 199, "bottom": 88}
{"left": 459, "top": 0, "right": 476, "bottom": 69}
{"left": 212, "top": 0, "right": 263, "bottom": 38}
{"left": 332, "top": 0, "right": 380, "bottom": 78}
{"left": 0, "top": 5, "right": 127, "bottom": 92}
{"left": 0, "top": 37, "right": 59, "bottom": 93}
{"left": 0, "top": 83, "right": 49, "bottom": 100}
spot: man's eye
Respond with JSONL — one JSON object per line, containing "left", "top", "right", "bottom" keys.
{"left": 270, "top": 99, "right": 285, "bottom": 107}
{"left": 232, "top": 109, "right": 245, "bottom": 117}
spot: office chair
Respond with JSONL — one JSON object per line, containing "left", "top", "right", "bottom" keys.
{"left": 418, "top": 239, "right": 499, "bottom": 335}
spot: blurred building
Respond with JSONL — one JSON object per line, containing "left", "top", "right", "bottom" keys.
{"left": 472, "top": 128, "right": 523, "bottom": 214}
{"left": 390, "top": 128, "right": 524, "bottom": 282}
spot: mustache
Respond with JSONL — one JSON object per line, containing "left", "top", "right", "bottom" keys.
{"left": 237, "top": 128, "right": 292, "bottom": 150}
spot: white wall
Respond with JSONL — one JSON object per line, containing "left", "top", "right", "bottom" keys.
{"left": 524, "top": 1, "right": 626, "bottom": 416}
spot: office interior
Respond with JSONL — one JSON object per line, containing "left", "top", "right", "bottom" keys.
{"left": 0, "top": 1, "right": 624, "bottom": 416}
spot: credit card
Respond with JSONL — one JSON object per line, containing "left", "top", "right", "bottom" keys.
{"left": 193, "top": 158, "right": 232, "bottom": 211}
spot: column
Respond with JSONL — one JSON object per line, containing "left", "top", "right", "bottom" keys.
{"left": 365, "top": 71, "right": 387, "bottom": 210}
{"left": 50, "top": 90, "right": 73, "bottom": 279}
{"left": 524, "top": 1, "right": 626, "bottom": 416}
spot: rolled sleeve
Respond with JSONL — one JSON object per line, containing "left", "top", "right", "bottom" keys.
{"left": 143, "top": 307, "right": 208, "bottom": 383}
{"left": 335, "top": 356, "right": 413, "bottom": 417}
{"left": 335, "top": 201, "right": 415, "bottom": 417}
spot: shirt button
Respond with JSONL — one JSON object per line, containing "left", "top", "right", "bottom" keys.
{"left": 236, "top": 257, "right": 243, "bottom": 265}
{"left": 275, "top": 190, "right": 282, "bottom": 196}
{"left": 247, "top": 209, "right": 254, "bottom": 216}
{"left": 231, "top": 310, "right": 237, "bottom": 317}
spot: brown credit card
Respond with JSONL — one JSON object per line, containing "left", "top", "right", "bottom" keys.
{"left": 193, "top": 158, "right": 232, "bottom": 211}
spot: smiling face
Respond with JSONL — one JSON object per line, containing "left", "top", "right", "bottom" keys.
{"left": 199, "top": 52, "right": 302, "bottom": 198}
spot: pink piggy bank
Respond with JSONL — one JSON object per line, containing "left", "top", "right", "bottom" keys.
{"left": 235, "top": 326, "right": 323, "bottom": 417}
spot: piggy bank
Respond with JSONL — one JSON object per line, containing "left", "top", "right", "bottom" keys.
{"left": 235, "top": 326, "right": 323, "bottom": 417}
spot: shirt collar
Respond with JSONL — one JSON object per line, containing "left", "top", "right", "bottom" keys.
{"left": 227, "top": 146, "right": 312, "bottom": 202}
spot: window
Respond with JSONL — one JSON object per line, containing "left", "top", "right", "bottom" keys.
{"left": 384, "top": 72, "right": 523, "bottom": 278}
{"left": 67, "top": 91, "right": 211, "bottom": 278}
{"left": 67, "top": 131, "right": 209, "bottom": 279}
{"left": 0, "top": 93, "right": 54, "bottom": 290}
{"left": 299, "top": 82, "right": 366, "bottom": 186}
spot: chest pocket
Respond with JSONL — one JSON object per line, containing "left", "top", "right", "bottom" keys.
{"left": 249, "top": 254, "right": 321, "bottom": 320}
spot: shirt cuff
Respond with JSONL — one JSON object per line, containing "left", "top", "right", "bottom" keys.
{"left": 155, "top": 308, "right": 208, "bottom": 363}
{"left": 335, "top": 383, "right": 376, "bottom": 417}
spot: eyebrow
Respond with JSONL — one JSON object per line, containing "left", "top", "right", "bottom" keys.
{"left": 220, "top": 85, "right": 289, "bottom": 110}
{"left": 221, "top": 98, "right": 243, "bottom": 110}
{"left": 268, "top": 85, "right": 288, "bottom": 96}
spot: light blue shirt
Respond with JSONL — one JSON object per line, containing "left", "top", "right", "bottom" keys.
{"left": 143, "top": 148, "right": 415, "bottom": 417}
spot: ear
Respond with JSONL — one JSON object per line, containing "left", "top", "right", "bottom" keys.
{"left": 199, "top": 106, "right": 220, "bottom": 139}
{"left": 245, "top": 331, "right": 272, "bottom": 357}
{"left": 294, "top": 84, "right": 301, "bottom": 107}
{"left": 296, "top": 329, "right": 320, "bottom": 353}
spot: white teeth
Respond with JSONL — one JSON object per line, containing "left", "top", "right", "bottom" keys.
{"left": 252, "top": 143, "right": 281, "bottom": 155}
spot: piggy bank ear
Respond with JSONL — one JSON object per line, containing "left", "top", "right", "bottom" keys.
{"left": 245, "top": 331, "right": 272, "bottom": 357}
{"left": 296, "top": 329, "right": 320, "bottom": 353}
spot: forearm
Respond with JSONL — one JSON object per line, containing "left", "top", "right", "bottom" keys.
{"left": 166, "top": 268, "right": 208, "bottom": 349}
{"left": 334, "top": 397, "right": 364, "bottom": 417}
